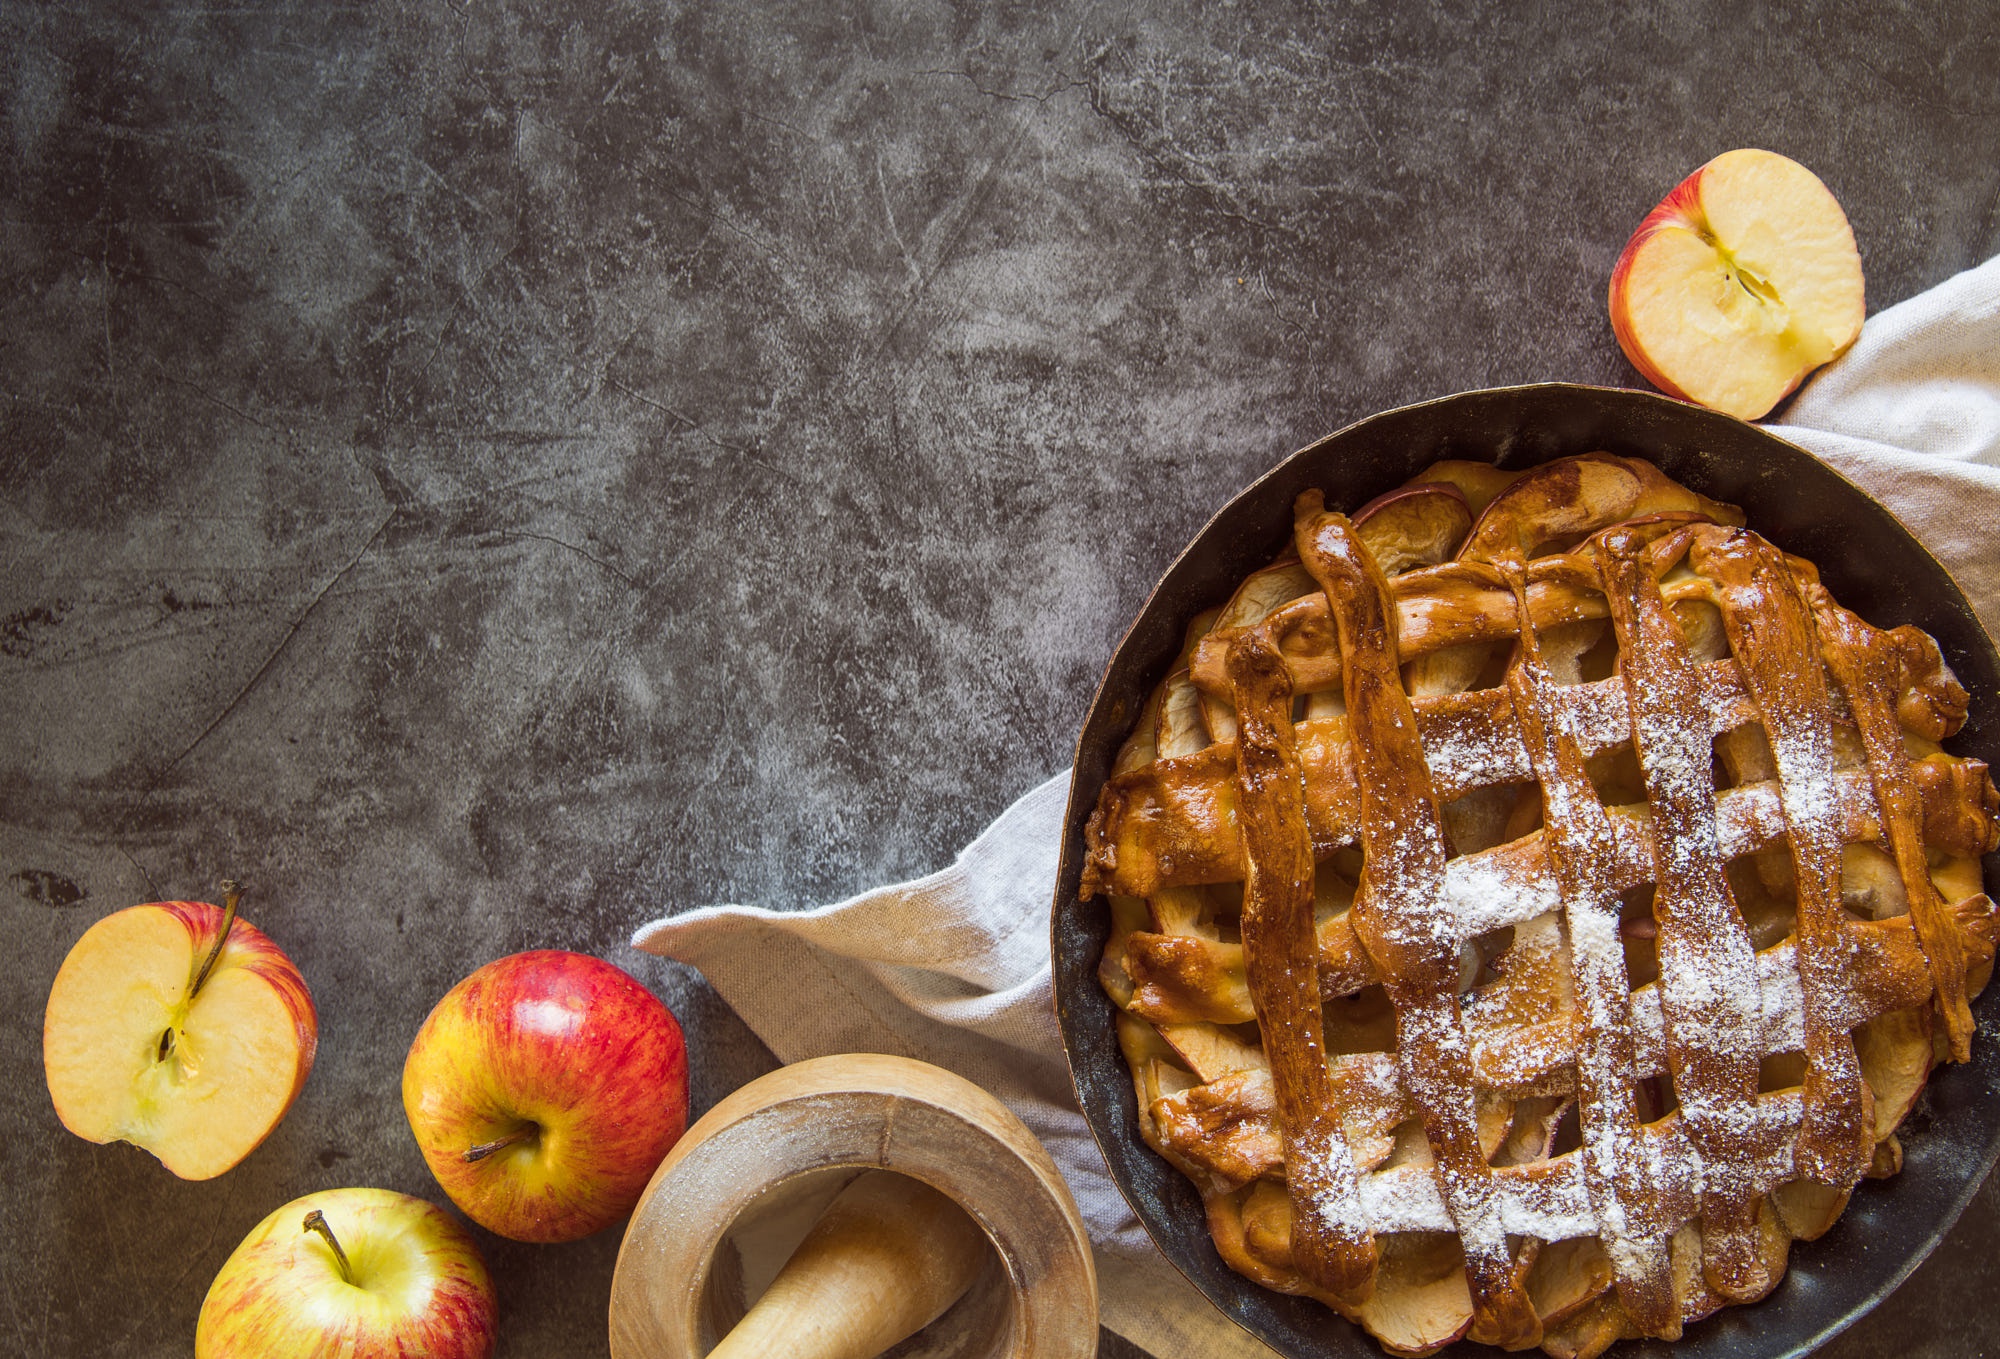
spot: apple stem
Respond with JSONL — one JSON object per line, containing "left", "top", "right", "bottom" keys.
{"left": 302, "top": 1209, "right": 354, "bottom": 1285}
{"left": 463, "top": 1124, "right": 538, "bottom": 1163}
{"left": 188, "top": 879, "right": 243, "bottom": 1001}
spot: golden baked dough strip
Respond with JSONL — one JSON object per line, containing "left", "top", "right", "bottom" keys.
{"left": 1814, "top": 588, "right": 1976, "bottom": 1060}
{"left": 1256, "top": 1086, "right": 1796, "bottom": 1238}
{"left": 1191, "top": 553, "right": 1641, "bottom": 692}
{"left": 1162, "top": 1081, "right": 1801, "bottom": 1243}
{"left": 1083, "top": 657, "right": 1985, "bottom": 899}
{"left": 1297, "top": 497, "right": 1541, "bottom": 1349}
{"left": 1193, "top": 453, "right": 1748, "bottom": 696}
{"left": 1120, "top": 759, "right": 1996, "bottom": 1022}
{"left": 1132, "top": 904, "right": 1981, "bottom": 1089}
{"left": 1226, "top": 626, "right": 1376, "bottom": 1304}
{"left": 1498, "top": 555, "right": 1679, "bottom": 1337}
{"left": 1145, "top": 901, "right": 1996, "bottom": 1196}
{"left": 1136, "top": 903, "right": 1976, "bottom": 1047}
{"left": 1693, "top": 528, "right": 1872, "bottom": 1190}
{"left": 1595, "top": 529, "right": 1769, "bottom": 1304}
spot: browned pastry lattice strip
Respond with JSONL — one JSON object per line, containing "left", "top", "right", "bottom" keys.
{"left": 1227, "top": 627, "right": 1377, "bottom": 1304}
{"left": 1168, "top": 1081, "right": 1818, "bottom": 1242}
{"left": 1120, "top": 761, "right": 1995, "bottom": 1025}
{"left": 1500, "top": 555, "right": 1679, "bottom": 1336}
{"left": 1191, "top": 553, "right": 1655, "bottom": 696}
{"left": 1815, "top": 587, "right": 1977, "bottom": 1061}
{"left": 1694, "top": 527, "right": 1872, "bottom": 1190}
{"left": 1204, "top": 1137, "right": 1874, "bottom": 1359}
{"left": 1142, "top": 902, "right": 1996, "bottom": 1195}
{"left": 1296, "top": 497, "right": 1542, "bottom": 1349}
{"left": 1082, "top": 649, "right": 1981, "bottom": 899}
{"left": 1190, "top": 452, "right": 1745, "bottom": 699}
{"left": 1457, "top": 453, "right": 1745, "bottom": 562}
{"left": 1595, "top": 528, "right": 1769, "bottom": 1304}
{"left": 1141, "top": 911, "right": 1975, "bottom": 1096}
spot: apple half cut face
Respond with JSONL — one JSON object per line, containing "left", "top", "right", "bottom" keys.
{"left": 43, "top": 901, "right": 318, "bottom": 1180}
{"left": 1608, "top": 148, "right": 1865, "bottom": 420}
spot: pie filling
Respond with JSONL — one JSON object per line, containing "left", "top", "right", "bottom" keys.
{"left": 1084, "top": 453, "right": 1999, "bottom": 1358}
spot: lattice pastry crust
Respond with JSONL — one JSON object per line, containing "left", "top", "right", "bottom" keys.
{"left": 1084, "top": 454, "right": 1999, "bottom": 1357}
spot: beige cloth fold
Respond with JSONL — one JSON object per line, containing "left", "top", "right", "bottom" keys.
{"left": 634, "top": 252, "right": 2000, "bottom": 1359}
{"left": 1769, "top": 252, "right": 2000, "bottom": 639}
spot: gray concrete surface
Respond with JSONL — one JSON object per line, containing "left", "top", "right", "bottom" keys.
{"left": 4, "top": 1, "right": 1998, "bottom": 1355}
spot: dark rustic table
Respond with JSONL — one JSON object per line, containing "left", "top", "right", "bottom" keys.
{"left": 5, "top": 3, "right": 1998, "bottom": 1356}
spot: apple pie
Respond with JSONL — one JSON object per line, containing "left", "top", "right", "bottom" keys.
{"left": 1084, "top": 453, "right": 1999, "bottom": 1357}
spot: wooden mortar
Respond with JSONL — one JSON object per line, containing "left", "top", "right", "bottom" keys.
{"left": 609, "top": 1053, "right": 1098, "bottom": 1359}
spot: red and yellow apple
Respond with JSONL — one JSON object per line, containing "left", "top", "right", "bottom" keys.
{"left": 43, "top": 885, "right": 317, "bottom": 1180}
{"left": 1609, "top": 148, "right": 1864, "bottom": 419}
{"left": 402, "top": 949, "right": 688, "bottom": 1242}
{"left": 196, "top": 1187, "right": 497, "bottom": 1358}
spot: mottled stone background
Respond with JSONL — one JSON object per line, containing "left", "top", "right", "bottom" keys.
{"left": 4, "top": 1, "right": 1998, "bottom": 1355}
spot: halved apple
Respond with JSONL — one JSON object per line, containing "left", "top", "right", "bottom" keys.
{"left": 43, "top": 889, "right": 317, "bottom": 1180}
{"left": 1609, "top": 148, "right": 1864, "bottom": 419}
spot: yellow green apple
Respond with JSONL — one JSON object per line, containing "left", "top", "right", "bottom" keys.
{"left": 401, "top": 949, "right": 689, "bottom": 1242}
{"left": 196, "top": 1187, "right": 497, "bottom": 1358}
{"left": 43, "top": 885, "right": 317, "bottom": 1179}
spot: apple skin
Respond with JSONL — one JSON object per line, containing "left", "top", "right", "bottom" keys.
{"left": 1609, "top": 167, "right": 1708, "bottom": 401}
{"left": 196, "top": 1187, "right": 496, "bottom": 1359}
{"left": 1608, "top": 148, "right": 1864, "bottom": 420}
{"left": 43, "top": 899, "right": 318, "bottom": 1180}
{"left": 402, "top": 950, "right": 689, "bottom": 1243}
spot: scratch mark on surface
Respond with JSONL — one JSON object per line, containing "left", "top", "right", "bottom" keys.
{"left": 651, "top": 181, "right": 797, "bottom": 275}
{"left": 496, "top": 530, "right": 643, "bottom": 591}
{"left": 914, "top": 67, "right": 1092, "bottom": 106}
{"left": 114, "top": 845, "right": 162, "bottom": 901}
{"left": 110, "top": 1214, "right": 217, "bottom": 1350}
{"left": 99, "top": 245, "right": 115, "bottom": 379}
{"left": 150, "top": 364, "right": 279, "bottom": 433}
{"left": 871, "top": 120, "right": 1029, "bottom": 358}
{"left": 875, "top": 152, "right": 922, "bottom": 290}
{"left": 605, "top": 377, "right": 756, "bottom": 455}
{"left": 164, "top": 509, "right": 394, "bottom": 772}
{"left": 1081, "top": 64, "right": 1293, "bottom": 241}
{"left": 414, "top": 295, "right": 465, "bottom": 388}
{"left": 61, "top": 247, "right": 233, "bottom": 312}
{"left": 606, "top": 376, "right": 699, "bottom": 429}
{"left": 1256, "top": 269, "right": 1313, "bottom": 344}
{"left": 745, "top": 106, "right": 817, "bottom": 141}
{"left": 88, "top": 1155, "right": 134, "bottom": 1312}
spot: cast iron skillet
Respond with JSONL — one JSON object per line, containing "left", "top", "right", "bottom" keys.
{"left": 1051, "top": 384, "right": 2000, "bottom": 1359}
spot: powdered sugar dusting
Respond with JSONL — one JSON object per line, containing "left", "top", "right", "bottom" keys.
{"left": 1107, "top": 500, "right": 1992, "bottom": 1339}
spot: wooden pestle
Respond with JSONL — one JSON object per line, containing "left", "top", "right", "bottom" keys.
{"left": 707, "top": 1170, "right": 989, "bottom": 1359}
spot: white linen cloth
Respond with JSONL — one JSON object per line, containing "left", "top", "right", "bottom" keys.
{"left": 633, "top": 252, "right": 2000, "bottom": 1358}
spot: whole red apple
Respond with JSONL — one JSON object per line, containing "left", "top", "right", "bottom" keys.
{"left": 401, "top": 950, "right": 688, "bottom": 1242}
{"left": 44, "top": 883, "right": 317, "bottom": 1180}
{"left": 196, "top": 1187, "right": 496, "bottom": 1358}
